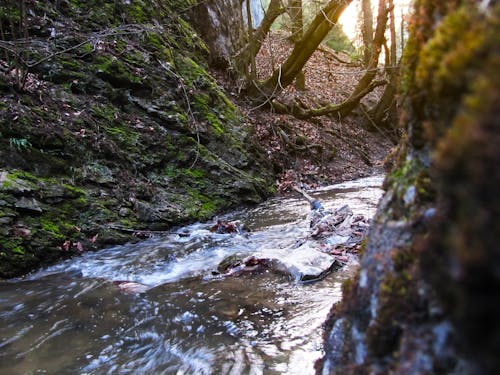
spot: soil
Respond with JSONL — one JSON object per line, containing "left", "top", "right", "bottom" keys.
{"left": 212, "top": 31, "right": 395, "bottom": 192}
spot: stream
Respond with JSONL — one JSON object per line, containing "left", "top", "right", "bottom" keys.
{"left": 0, "top": 175, "right": 384, "bottom": 375}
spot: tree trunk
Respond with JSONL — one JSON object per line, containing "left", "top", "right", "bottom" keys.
{"left": 235, "top": 0, "right": 286, "bottom": 75}
{"left": 367, "top": 0, "right": 398, "bottom": 133}
{"left": 389, "top": 0, "right": 397, "bottom": 66}
{"left": 288, "top": 0, "right": 306, "bottom": 90}
{"left": 245, "top": 0, "right": 257, "bottom": 79}
{"left": 349, "top": 0, "right": 389, "bottom": 99}
{"left": 188, "top": 0, "right": 246, "bottom": 69}
{"left": 273, "top": 79, "right": 386, "bottom": 119}
{"left": 247, "top": 0, "right": 353, "bottom": 102}
{"left": 367, "top": 70, "right": 398, "bottom": 133}
{"left": 361, "top": 0, "right": 373, "bottom": 67}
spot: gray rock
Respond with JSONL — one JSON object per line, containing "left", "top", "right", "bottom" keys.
{"left": 14, "top": 197, "right": 43, "bottom": 213}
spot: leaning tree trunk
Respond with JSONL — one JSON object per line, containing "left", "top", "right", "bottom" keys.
{"left": 367, "top": 0, "right": 399, "bottom": 136}
{"left": 235, "top": 0, "right": 286, "bottom": 76}
{"left": 289, "top": 0, "right": 306, "bottom": 90}
{"left": 389, "top": 0, "right": 397, "bottom": 67}
{"left": 246, "top": 0, "right": 353, "bottom": 103}
{"left": 350, "top": 0, "right": 389, "bottom": 98}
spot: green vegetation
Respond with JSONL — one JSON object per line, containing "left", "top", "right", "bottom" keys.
{"left": 325, "top": 24, "right": 355, "bottom": 53}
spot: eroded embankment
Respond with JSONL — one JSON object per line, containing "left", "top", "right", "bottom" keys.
{"left": 0, "top": 1, "right": 275, "bottom": 278}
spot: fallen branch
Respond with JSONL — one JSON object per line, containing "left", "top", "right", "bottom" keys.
{"left": 292, "top": 185, "right": 325, "bottom": 211}
{"left": 317, "top": 45, "right": 360, "bottom": 66}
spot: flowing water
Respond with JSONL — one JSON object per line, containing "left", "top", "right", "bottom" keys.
{"left": 0, "top": 175, "right": 384, "bottom": 375}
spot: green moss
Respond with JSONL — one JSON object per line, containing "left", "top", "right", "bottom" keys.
{"left": 0, "top": 170, "right": 41, "bottom": 192}
{"left": 145, "top": 33, "right": 175, "bottom": 60}
{"left": 40, "top": 218, "right": 65, "bottom": 240}
{"left": 0, "top": 237, "right": 25, "bottom": 255}
{"left": 63, "top": 184, "right": 85, "bottom": 196}
{"left": 94, "top": 55, "right": 143, "bottom": 87}
{"left": 79, "top": 42, "right": 94, "bottom": 54}
{"left": 1, "top": 179, "right": 11, "bottom": 188}
{"left": 415, "top": 6, "right": 485, "bottom": 97}
{"left": 91, "top": 104, "right": 117, "bottom": 121}
{"left": 75, "top": 196, "right": 88, "bottom": 208}
{"left": 104, "top": 126, "right": 140, "bottom": 150}
{"left": 185, "top": 188, "right": 222, "bottom": 219}
{"left": 174, "top": 56, "right": 207, "bottom": 87}
{"left": 119, "top": 217, "right": 137, "bottom": 228}
{"left": 204, "top": 112, "right": 225, "bottom": 136}
{"left": 182, "top": 168, "right": 206, "bottom": 179}
{"left": 123, "top": 2, "right": 149, "bottom": 23}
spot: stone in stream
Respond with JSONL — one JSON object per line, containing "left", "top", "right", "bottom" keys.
{"left": 113, "top": 280, "right": 149, "bottom": 294}
{"left": 215, "top": 189, "right": 371, "bottom": 282}
{"left": 214, "top": 242, "right": 341, "bottom": 282}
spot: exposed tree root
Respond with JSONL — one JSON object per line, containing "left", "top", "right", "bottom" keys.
{"left": 271, "top": 79, "right": 387, "bottom": 119}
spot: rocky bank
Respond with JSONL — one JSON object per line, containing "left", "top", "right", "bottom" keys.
{"left": 0, "top": 0, "right": 275, "bottom": 278}
{"left": 319, "top": 1, "right": 500, "bottom": 374}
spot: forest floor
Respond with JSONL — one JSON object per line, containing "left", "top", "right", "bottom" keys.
{"left": 213, "top": 32, "right": 395, "bottom": 192}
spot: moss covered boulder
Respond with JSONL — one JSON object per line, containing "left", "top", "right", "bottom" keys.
{"left": 0, "top": 0, "right": 275, "bottom": 278}
{"left": 320, "top": 1, "right": 500, "bottom": 374}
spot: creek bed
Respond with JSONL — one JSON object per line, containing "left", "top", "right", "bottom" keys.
{"left": 0, "top": 175, "right": 384, "bottom": 374}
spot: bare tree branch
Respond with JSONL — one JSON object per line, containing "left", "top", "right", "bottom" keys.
{"left": 272, "top": 79, "right": 387, "bottom": 119}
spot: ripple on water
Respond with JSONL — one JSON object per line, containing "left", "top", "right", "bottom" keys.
{"left": 0, "top": 175, "right": 384, "bottom": 374}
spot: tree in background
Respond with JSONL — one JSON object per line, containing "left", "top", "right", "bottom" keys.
{"left": 236, "top": 0, "right": 286, "bottom": 77}
{"left": 266, "top": 0, "right": 390, "bottom": 121}
{"left": 195, "top": 0, "right": 403, "bottom": 130}
{"left": 365, "top": 0, "right": 399, "bottom": 137}
{"left": 0, "top": 0, "right": 30, "bottom": 91}
{"left": 361, "top": 0, "right": 373, "bottom": 67}
{"left": 244, "top": 0, "right": 354, "bottom": 101}
{"left": 288, "top": 0, "right": 306, "bottom": 90}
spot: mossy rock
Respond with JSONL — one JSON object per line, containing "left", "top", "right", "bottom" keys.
{"left": 0, "top": 0, "right": 275, "bottom": 278}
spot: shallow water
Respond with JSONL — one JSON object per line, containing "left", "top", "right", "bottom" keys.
{"left": 0, "top": 175, "right": 384, "bottom": 374}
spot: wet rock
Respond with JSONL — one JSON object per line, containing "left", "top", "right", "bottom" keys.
{"left": 218, "top": 242, "right": 338, "bottom": 283}
{"left": 14, "top": 197, "right": 43, "bottom": 213}
{"left": 310, "top": 204, "right": 353, "bottom": 237}
{"left": 0, "top": 173, "right": 37, "bottom": 195}
{"left": 113, "top": 281, "right": 149, "bottom": 294}
{"left": 82, "top": 163, "right": 115, "bottom": 185}
{"left": 210, "top": 219, "right": 241, "bottom": 234}
{"left": 0, "top": 216, "right": 14, "bottom": 225}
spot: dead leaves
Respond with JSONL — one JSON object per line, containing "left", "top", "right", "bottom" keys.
{"left": 61, "top": 240, "right": 83, "bottom": 252}
{"left": 215, "top": 31, "right": 392, "bottom": 188}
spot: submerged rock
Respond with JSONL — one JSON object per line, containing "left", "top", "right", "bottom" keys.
{"left": 216, "top": 246, "right": 339, "bottom": 283}
{"left": 114, "top": 281, "right": 149, "bottom": 294}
